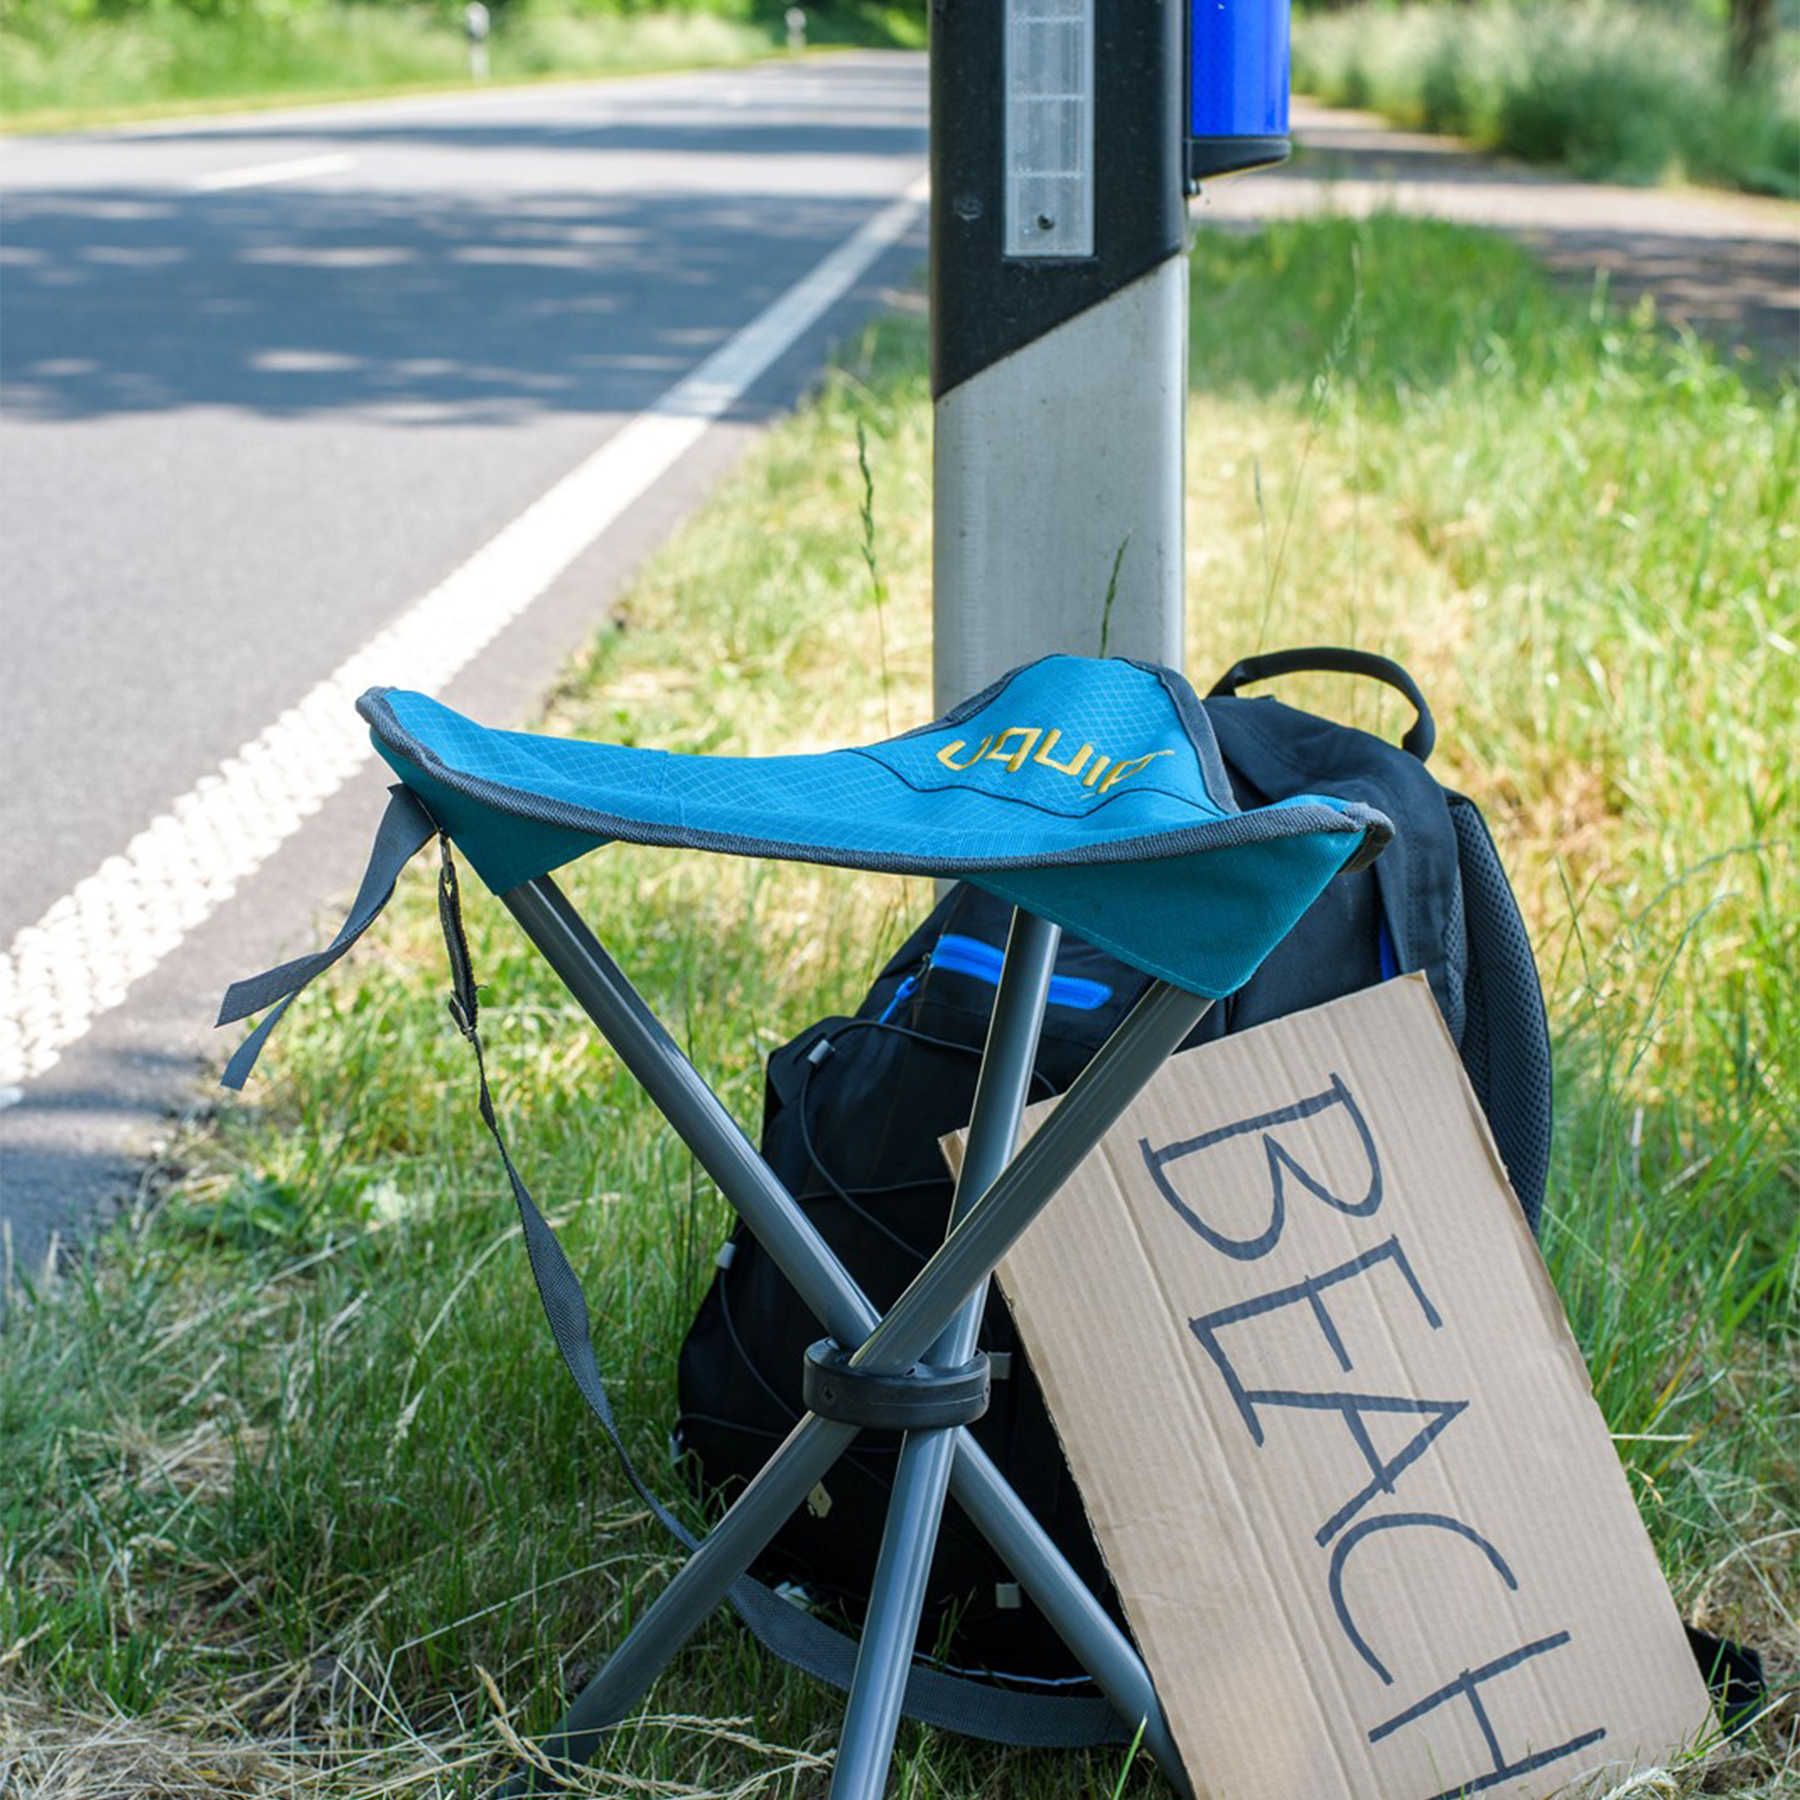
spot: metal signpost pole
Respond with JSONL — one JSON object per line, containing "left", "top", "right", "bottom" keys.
{"left": 929, "top": 0, "right": 1295, "bottom": 709}
{"left": 930, "top": 0, "right": 1189, "bottom": 706}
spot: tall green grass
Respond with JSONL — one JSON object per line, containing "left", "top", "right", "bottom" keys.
{"left": 0, "top": 218, "right": 1793, "bottom": 1795}
{"left": 1294, "top": 0, "right": 1800, "bottom": 195}
{"left": 0, "top": 2, "right": 916, "bottom": 131}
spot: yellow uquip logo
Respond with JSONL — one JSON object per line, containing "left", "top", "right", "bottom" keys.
{"left": 935, "top": 726, "right": 1173, "bottom": 795}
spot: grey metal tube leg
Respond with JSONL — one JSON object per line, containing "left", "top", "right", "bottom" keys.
{"left": 830, "top": 1429, "right": 961, "bottom": 1792}
{"left": 509, "top": 874, "right": 1208, "bottom": 1386}
{"left": 948, "top": 1436, "right": 1195, "bottom": 1797}
{"left": 497, "top": 877, "right": 1209, "bottom": 1790}
{"left": 831, "top": 910, "right": 1061, "bottom": 1798}
{"left": 502, "top": 878, "right": 881, "bottom": 1355}
{"left": 509, "top": 1411, "right": 857, "bottom": 1791}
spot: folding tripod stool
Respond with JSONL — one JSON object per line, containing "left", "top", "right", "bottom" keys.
{"left": 218, "top": 654, "right": 1390, "bottom": 1798}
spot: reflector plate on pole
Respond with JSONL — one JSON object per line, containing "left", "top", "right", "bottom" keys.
{"left": 1003, "top": 0, "right": 1095, "bottom": 260}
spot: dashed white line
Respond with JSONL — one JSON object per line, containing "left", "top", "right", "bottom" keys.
{"left": 190, "top": 152, "right": 356, "bottom": 192}
{"left": 0, "top": 174, "right": 927, "bottom": 1092}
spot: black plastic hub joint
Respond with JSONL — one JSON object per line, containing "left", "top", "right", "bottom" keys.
{"left": 802, "top": 1340, "right": 990, "bottom": 1432}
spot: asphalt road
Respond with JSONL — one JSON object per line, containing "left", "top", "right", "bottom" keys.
{"left": 0, "top": 53, "right": 928, "bottom": 1283}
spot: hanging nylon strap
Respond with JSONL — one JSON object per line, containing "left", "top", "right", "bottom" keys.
{"left": 216, "top": 787, "right": 438, "bottom": 1091}
{"left": 217, "top": 793, "right": 1129, "bottom": 1749}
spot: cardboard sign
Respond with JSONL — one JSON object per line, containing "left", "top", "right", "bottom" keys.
{"left": 981, "top": 976, "right": 1711, "bottom": 1800}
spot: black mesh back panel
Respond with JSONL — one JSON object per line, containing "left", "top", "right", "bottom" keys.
{"left": 1449, "top": 797, "right": 1553, "bottom": 1228}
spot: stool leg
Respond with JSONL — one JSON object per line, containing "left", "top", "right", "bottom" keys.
{"left": 831, "top": 969, "right": 1211, "bottom": 1796}
{"left": 502, "top": 876, "right": 882, "bottom": 1353}
{"left": 831, "top": 1427, "right": 961, "bottom": 1797}
{"left": 832, "top": 909, "right": 1060, "bottom": 1798}
{"left": 948, "top": 1437, "right": 1195, "bottom": 1797}
{"left": 502, "top": 1411, "right": 857, "bottom": 1795}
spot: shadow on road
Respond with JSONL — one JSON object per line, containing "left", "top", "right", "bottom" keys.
{"left": 1, "top": 183, "right": 907, "bottom": 423}
{"left": 101, "top": 117, "right": 929, "bottom": 162}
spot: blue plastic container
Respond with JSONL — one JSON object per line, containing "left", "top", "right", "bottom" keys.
{"left": 1187, "top": 0, "right": 1291, "bottom": 183}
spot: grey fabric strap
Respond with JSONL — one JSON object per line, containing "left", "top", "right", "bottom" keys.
{"left": 217, "top": 791, "right": 1127, "bottom": 1749}
{"left": 216, "top": 786, "right": 438, "bottom": 1091}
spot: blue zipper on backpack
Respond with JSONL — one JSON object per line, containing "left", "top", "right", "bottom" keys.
{"left": 877, "top": 932, "right": 1113, "bottom": 1022}
{"left": 1377, "top": 916, "right": 1400, "bottom": 981}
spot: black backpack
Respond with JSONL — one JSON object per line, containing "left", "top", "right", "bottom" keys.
{"left": 674, "top": 648, "right": 1554, "bottom": 1688}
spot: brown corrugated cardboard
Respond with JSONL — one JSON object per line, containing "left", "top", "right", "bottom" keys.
{"left": 977, "top": 975, "right": 1712, "bottom": 1800}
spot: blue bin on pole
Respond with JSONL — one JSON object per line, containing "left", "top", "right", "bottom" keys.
{"left": 1187, "top": 0, "right": 1292, "bottom": 183}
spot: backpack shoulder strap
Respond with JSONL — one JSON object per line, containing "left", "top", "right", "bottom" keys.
{"left": 1444, "top": 795, "right": 1553, "bottom": 1231}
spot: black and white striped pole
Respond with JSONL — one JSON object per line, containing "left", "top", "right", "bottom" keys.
{"left": 930, "top": 0, "right": 1291, "bottom": 705}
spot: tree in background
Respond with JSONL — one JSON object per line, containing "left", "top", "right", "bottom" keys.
{"left": 1728, "top": 0, "right": 1775, "bottom": 81}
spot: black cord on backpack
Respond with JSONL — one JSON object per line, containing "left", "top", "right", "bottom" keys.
{"left": 795, "top": 1048, "right": 937, "bottom": 1262}
{"left": 790, "top": 1005, "right": 1059, "bottom": 1263}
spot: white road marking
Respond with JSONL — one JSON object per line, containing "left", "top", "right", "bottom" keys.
{"left": 190, "top": 153, "right": 356, "bottom": 192}
{"left": 0, "top": 174, "right": 926, "bottom": 1092}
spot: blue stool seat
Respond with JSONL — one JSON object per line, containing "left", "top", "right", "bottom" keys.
{"left": 361, "top": 654, "right": 1388, "bottom": 998}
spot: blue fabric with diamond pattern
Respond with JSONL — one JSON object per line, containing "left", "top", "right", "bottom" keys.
{"left": 359, "top": 655, "right": 1390, "bottom": 999}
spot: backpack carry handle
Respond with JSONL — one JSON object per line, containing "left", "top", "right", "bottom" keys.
{"left": 1208, "top": 646, "right": 1436, "bottom": 762}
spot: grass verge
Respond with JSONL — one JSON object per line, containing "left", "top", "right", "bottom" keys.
{"left": 1, "top": 216, "right": 1796, "bottom": 1796}
{"left": 0, "top": 3, "right": 919, "bottom": 135}
{"left": 1293, "top": 0, "right": 1800, "bottom": 197}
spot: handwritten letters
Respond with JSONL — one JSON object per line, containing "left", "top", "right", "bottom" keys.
{"left": 1140, "top": 1075, "right": 1606, "bottom": 1800}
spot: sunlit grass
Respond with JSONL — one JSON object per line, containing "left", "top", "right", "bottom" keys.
{"left": 1293, "top": 0, "right": 1800, "bottom": 196}
{"left": 1, "top": 217, "right": 1793, "bottom": 1795}
{"left": 0, "top": 4, "right": 917, "bottom": 134}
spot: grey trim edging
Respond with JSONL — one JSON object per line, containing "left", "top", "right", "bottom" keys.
{"left": 355, "top": 658, "right": 1392, "bottom": 882}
